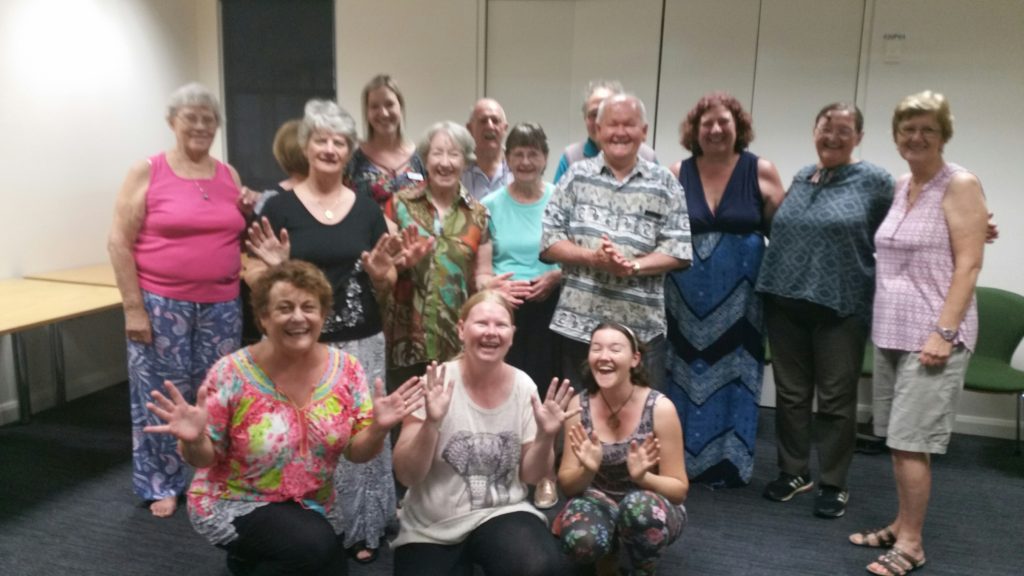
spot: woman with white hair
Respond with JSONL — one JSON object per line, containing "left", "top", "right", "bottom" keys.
{"left": 245, "top": 99, "right": 414, "bottom": 564}
{"left": 108, "top": 82, "right": 247, "bottom": 518}
{"left": 380, "top": 121, "right": 507, "bottom": 390}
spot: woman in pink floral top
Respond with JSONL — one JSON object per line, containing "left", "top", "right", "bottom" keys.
{"left": 146, "top": 261, "right": 421, "bottom": 575}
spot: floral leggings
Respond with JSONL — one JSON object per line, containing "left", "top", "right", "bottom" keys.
{"left": 553, "top": 488, "right": 686, "bottom": 575}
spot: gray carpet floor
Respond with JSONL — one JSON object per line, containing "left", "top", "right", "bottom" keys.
{"left": 1, "top": 382, "right": 1021, "bottom": 575}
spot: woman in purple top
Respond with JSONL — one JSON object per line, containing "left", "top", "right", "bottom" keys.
{"left": 851, "top": 91, "right": 988, "bottom": 576}
{"left": 108, "top": 82, "right": 247, "bottom": 518}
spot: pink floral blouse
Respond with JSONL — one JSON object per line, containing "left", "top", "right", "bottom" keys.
{"left": 187, "top": 346, "right": 373, "bottom": 545}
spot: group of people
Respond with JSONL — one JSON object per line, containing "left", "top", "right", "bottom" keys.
{"left": 108, "top": 75, "right": 990, "bottom": 576}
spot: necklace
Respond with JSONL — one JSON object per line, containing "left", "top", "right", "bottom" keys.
{"left": 192, "top": 181, "right": 209, "bottom": 201}
{"left": 305, "top": 190, "right": 344, "bottom": 220}
{"left": 600, "top": 385, "right": 635, "bottom": 430}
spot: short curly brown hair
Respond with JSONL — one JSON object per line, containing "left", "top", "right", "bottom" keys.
{"left": 680, "top": 92, "right": 754, "bottom": 156}
{"left": 250, "top": 261, "right": 333, "bottom": 334}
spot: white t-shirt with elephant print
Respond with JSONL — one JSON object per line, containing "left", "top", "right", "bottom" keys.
{"left": 392, "top": 361, "right": 547, "bottom": 546}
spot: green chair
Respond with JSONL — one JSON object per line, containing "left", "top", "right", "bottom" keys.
{"left": 963, "top": 287, "right": 1024, "bottom": 455}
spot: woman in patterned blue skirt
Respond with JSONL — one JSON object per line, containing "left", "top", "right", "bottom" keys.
{"left": 664, "top": 93, "right": 785, "bottom": 487}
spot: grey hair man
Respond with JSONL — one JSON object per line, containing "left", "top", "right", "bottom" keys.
{"left": 461, "top": 98, "right": 512, "bottom": 200}
{"left": 541, "top": 94, "right": 691, "bottom": 390}
{"left": 551, "top": 80, "right": 658, "bottom": 184}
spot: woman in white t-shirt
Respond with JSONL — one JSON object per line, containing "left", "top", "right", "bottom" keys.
{"left": 391, "top": 291, "right": 576, "bottom": 576}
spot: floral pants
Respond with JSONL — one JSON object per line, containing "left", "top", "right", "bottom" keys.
{"left": 553, "top": 488, "right": 685, "bottom": 575}
{"left": 128, "top": 290, "right": 240, "bottom": 501}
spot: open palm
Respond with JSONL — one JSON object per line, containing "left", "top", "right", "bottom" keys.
{"left": 144, "top": 380, "right": 209, "bottom": 443}
{"left": 568, "top": 422, "right": 603, "bottom": 473}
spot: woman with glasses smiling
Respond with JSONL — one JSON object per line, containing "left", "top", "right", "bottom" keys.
{"left": 755, "top": 103, "right": 895, "bottom": 519}
{"left": 853, "top": 91, "right": 988, "bottom": 576}
{"left": 108, "top": 82, "right": 248, "bottom": 518}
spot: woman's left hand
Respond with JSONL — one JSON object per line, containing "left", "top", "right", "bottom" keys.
{"left": 919, "top": 332, "right": 953, "bottom": 367}
{"left": 626, "top": 433, "right": 660, "bottom": 482}
{"left": 487, "top": 272, "right": 531, "bottom": 307}
{"left": 530, "top": 378, "right": 579, "bottom": 437}
{"left": 370, "top": 376, "right": 424, "bottom": 430}
{"left": 527, "top": 270, "right": 562, "bottom": 302}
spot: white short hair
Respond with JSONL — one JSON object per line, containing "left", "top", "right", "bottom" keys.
{"left": 596, "top": 93, "right": 648, "bottom": 124}
{"left": 166, "top": 82, "right": 221, "bottom": 123}
{"left": 297, "top": 99, "right": 359, "bottom": 151}
{"left": 417, "top": 121, "right": 477, "bottom": 164}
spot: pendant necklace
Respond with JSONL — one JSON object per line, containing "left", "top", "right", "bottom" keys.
{"left": 600, "top": 384, "right": 635, "bottom": 430}
{"left": 308, "top": 190, "right": 343, "bottom": 220}
{"left": 193, "top": 181, "right": 209, "bottom": 201}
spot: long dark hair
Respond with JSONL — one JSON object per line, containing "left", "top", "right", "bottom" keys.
{"left": 580, "top": 322, "right": 650, "bottom": 394}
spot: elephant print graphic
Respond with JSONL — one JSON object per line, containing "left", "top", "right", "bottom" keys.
{"left": 442, "top": 430, "right": 521, "bottom": 510}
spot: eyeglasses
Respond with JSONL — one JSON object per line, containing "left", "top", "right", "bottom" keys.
{"left": 815, "top": 126, "right": 856, "bottom": 140}
{"left": 177, "top": 113, "right": 218, "bottom": 127}
{"left": 897, "top": 125, "right": 940, "bottom": 139}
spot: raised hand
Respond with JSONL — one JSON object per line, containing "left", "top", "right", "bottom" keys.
{"left": 567, "top": 422, "right": 603, "bottom": 473}
{"left": 370, "top": 376, "right": 424, "bottom": 430}
{"left": 422, "top": 362, "right": 453, "bottom": 425}
{"left": 486, "top": 272, "right": 531, "bottom": 307}
{"left": 361, "top": 232, "right": 402, "bottom": 287}
{"left": 144, "top": 380, "right": 209, "bottom": 442}
{"left": 627, "top": 433, "right": 660, "bottom": 482}
{"left": 530, "top": 378, "right": 579, "bottom": 437}
{"left": 246, "top": 216, "right": 290, "bottom": 266}
{"left": 395, "top": 225, "right": 434, "bottom": 270}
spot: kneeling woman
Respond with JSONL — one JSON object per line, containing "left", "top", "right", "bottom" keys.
{"left": 144, "top": 261, "right": 419, "bottom": 575}
{"left": 391, "top": 291, "right": 576, "bottom": 576}
{"left": 555, "top": 322, "right": 688, "bottom": 575}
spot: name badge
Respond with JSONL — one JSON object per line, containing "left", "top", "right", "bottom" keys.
{"left": 408, "top": 172, "right": 424, "bottom": 182}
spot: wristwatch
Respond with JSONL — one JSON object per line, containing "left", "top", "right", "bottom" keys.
{"left": 935, "top": 325, "right": 958, "bottom": 342}
{"left": 631, "top": 261, "right": 641, "bottom": 276}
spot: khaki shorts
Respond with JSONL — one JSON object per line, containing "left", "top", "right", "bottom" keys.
{"left": 872, "top": 345, "right": 970, "bottom": 454}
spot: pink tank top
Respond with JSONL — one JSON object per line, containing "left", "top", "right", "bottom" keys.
{"left": 872, "top": 163, "right": 978, "bottom": 352}
{"left": 133, "top": 152, "right": 245, "bottom": 302}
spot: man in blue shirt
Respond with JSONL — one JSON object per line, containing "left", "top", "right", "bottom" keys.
{"left": 552, "top": 80, "right": 657, "bottom": 185}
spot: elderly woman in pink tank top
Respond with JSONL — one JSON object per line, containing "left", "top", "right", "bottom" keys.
{"left": 849, "top": 91, "right": 989, "bottom": 576}
{"left": 108, "top": 82, "right": 248, "bottom": 518}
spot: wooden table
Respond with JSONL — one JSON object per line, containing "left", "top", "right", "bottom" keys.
{"left": 24, "top": 263, "right": 117, "bottom": 288}
{"left": 0, "top": 278, "right": 122, "bottom": 423}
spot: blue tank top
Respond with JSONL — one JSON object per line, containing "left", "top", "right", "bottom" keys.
{"left": 679, "top": 151, "right": 763, "bottom": 235}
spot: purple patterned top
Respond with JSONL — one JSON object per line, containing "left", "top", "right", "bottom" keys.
{"left": 873, "top": 163, "right": 978, "bottom": 352}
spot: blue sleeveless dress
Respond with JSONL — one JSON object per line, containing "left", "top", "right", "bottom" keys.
{"left": 664, "top": 151, "right": 766, "bottom": 487}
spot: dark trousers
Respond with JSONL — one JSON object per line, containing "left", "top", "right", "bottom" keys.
{"left": 225, "top": 501, "right": 347, "bottom": 576}
{"left": 392, "top": 512, "right": 571, "bottom": 576}
{"left": 560, "top": 334, "right": 667, "bottom": 392}
{"left": 765, "top": 296, "right": 868, "bottom": 490}
{"left": 507, "top": 291, "right": 562, "bottom": 398}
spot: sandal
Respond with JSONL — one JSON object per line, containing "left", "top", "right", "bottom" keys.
{"left": 867, "top": 547, "right": 926, "bottom": 576}
{"left": 850, "top": 526, "right": 896, "bottom": 548}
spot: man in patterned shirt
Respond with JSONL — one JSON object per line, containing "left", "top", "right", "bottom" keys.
{"left": 540, "top": 93, "right": 691, "bottom": 390}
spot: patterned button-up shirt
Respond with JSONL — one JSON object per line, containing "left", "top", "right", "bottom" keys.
{"left": 383, "top": 184, "right": 490, "bottom": 369}
{"left": 541, "top": 153, "right": 691, "bottom": 344}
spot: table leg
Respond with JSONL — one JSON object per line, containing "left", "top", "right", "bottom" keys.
{"left": 49, "top": 324, "right": 66, "bottom": 406}
{"left": 12, "top": 333, "right": 31, "bottom": 424}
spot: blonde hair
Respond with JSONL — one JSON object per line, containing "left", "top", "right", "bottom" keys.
{"left": 892, "top": 90, "right": 953, "bottom": 142}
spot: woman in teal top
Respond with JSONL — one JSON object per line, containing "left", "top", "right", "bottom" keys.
{"left": 755, "top": 103, "right": 894, "bottom": 520}
{"left": 482, "top": 123, "right": 563, "bottom": 509}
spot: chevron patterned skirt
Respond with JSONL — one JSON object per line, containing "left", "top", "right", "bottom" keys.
{"left": 664, "top": 231, "right": 766, "bottom": 487}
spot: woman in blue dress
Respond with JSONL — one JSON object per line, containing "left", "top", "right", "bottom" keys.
{"left": 664, "top": 93, "right": 785, "bottom": 487}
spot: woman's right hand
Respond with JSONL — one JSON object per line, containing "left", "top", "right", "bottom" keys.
{"left": 125, "top": 306, "right": 152, "bottom": 344}
{"left": 422, "top": 361, "right": 453, "bottom": 425}
{"left": 246, "top": 216, "right": 290, "bottom": 266}
{"left": 568, "top": 422, "right": 603, "bottom": 473}
{"left": 144, "top": 380, "right": 209, "bottom": 443}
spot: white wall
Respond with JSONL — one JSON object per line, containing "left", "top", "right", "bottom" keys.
{"left": 1, "top": 0, "right": 1021, "bottom": 435}
{"left": 0, "top": 0, "right": 221, "bottom": 423}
